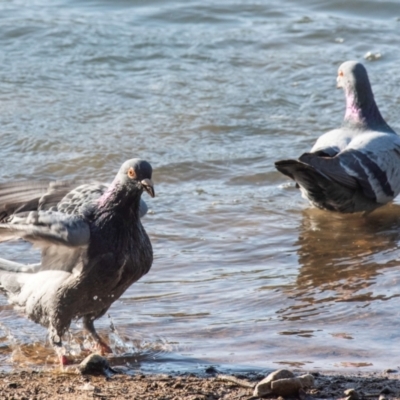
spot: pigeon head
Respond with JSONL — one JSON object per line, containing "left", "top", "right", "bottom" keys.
{"left": 116, "top": 159, "right": 155, "bottom": 198}
{"left": 97, "top": 159, "right": 154, "bottom": 213}
{"left": 336, "top": 61, "right": 371, "bottom": 93}
{"left": 336, "top": 61, "right": 392, "bottom": 131}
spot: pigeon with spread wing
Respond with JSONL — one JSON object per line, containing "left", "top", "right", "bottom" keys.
{"left": 0, "top": 159, "right": 154, "bottom": 364}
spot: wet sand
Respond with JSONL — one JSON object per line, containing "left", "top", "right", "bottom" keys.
{"left": 1, "top": 368, "right": 399, "bottom": 399}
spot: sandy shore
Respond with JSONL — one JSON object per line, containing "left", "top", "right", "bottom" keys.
{"left": 1, "top": 367, "right": 399, "bottom": 399}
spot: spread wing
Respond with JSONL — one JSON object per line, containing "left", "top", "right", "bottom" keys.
{"left": 0, "top": 210, "right": 91, "bottom": 274}
{"left": 0, "top": 180, "right": 148, "bottom": 220}
{"left": 0, "top": 210, "right": 90, "bottom": 247}
{"left": 0, "top": 180, "right": 84, "bottom": 221}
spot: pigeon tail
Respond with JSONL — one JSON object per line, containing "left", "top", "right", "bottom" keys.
{"left": 275, "top": 159, "right": 379, "bottom": 213}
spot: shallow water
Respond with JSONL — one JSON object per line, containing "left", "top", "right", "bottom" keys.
{"left": 1, "top": 0, "right": 400, "bottom": 373}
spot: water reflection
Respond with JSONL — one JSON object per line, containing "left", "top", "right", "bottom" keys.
{"left": 278, "top": 205, "right": 400, "bottom": 322}
{"left": 296, "top": 205, "right": 400, "bottom": 294}
{"left": 297, "top": 205, "right": 400, "bottom": 291}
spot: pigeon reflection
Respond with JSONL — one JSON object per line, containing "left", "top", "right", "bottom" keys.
{"left": 277, "top": 204, "right": 400, "bottom": 323}
{"left": 295, "top": 204, "right": 400, "bottom": 303}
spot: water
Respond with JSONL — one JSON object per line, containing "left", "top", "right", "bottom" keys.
{"left": 1, "top": 0, "right": 400, "bottom": 373}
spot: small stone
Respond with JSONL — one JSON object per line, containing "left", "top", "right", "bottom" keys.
{"left": 271, "top": 378, "right": 302, "bottom": 396}
{"left": 384, "top": 369, "right": 397, "bottom": 374}
{"left": 78, "top": 353, "right": 114, "bottom": 376}
{"left": 205, "top": 366, "right": 218, "bottom": 374}
{"left": 8, "top": 382, "right": 18, "bottom": 389}
{"left": 111, "top": 365, "right": 130, "bottom": 374}
{"left": 380, "top": 387, "right": 393, "bottom": 394}
{"left": 344, "top": 388, "right": 359, "bottom": 400}
{"left": 253, "top": 369, "right": 295, "bottom": 397}
{"left": 298, "top": 388, "right": 307, "bottom": 400}
{"left": 79, "top": 382, "right": 95, "bottom": 391}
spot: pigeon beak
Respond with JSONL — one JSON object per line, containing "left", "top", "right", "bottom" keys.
{"left": 141, "top": 178, "right": 155, "bottom": 198}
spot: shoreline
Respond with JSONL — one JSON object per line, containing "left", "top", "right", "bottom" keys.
{"left": 1, "top": 366, "right": 399, "bottom": 399}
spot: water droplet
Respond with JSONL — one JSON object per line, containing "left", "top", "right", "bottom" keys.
{"left": 93, "top": 296, "right": 98, "bottom": 300}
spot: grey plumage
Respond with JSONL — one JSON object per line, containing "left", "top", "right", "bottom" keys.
{"left": 275, "top": 61, "right": 400, "bottom": 213}
{"left": 0, "top": 179, "right": 149, "bottom": 222}
{"left": 0, "top": 159, "right": 155, "bottom": 362}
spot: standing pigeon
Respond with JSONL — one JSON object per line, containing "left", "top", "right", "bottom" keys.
{"left": 0, "top": 159, "right": 154, "bottom": 364}
{"left": 275, "top": 61, "right": 400, "bottom": 213}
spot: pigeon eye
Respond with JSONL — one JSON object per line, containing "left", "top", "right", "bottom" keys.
{"left": 338, "top": 70, "right": 344, "bottom": 77}
{"left": 127, "top": 167, "right": 136, "bottom": 179}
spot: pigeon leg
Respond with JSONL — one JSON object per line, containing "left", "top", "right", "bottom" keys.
{"left": 50, "top": 328, "right": 70, "bottom": 366}
{"left": 83, "top": 315, "right": 112, "bottom": 355}
{"left": 54, "top": 345, "right": 71, "bottom": 366}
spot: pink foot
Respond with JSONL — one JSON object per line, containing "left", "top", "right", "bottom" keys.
{"left": 96, "top": 340, "right": 113, "bottom": 355}
{"left": 60, "top": 355, "right": 72, "bottom": 366}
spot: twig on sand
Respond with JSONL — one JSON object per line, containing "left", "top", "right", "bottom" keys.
{"left": 216, "top": 374, "right": 254, "bottom": 389}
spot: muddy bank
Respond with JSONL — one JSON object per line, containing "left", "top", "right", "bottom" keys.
{"left": 1, "top": 368, "right": 400, "bottom": 399}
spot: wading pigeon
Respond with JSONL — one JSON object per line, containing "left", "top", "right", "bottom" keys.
{"left": 0, "top": 159, "right": 155, "bottom": 364}
{"left": 275, "top": 61, "right": 400, "bottom": 213}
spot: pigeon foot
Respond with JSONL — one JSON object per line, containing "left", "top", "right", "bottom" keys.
{"left": 60, "top": 355, "right": 72, "bottom": 366}
{"left": 96, "top": 340, "right": 113, "bottom": 355}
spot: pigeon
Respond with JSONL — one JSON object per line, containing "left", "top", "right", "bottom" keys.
{"left": 0, "top": 159, "right": 155, "bottom": 364}
{"left": 275, "top": 61, "right": 400, "bottom": 213}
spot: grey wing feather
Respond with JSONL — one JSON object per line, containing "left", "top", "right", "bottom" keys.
{"left": 0, "top": 258, "right": 40, "bottom": 273}
{"left": 0, "top": 211, "right": 90, "bottom": 247}
{"left": 0, "top": 180, "right": 84, "bottom": 221}
{"left": 0, "top": 180, "right": 149, "bottom": 220}
{"left": 0, "top": 241, "right": 86, "bottom": 276}
{"left": 40, "top": 244, "right": 86, "bottom": 273}
{"left": 299, "top": 153, "right": 358, "bottom": 188}
{"left": 300, "top": 151, "right": 380, "bottom": 200}
{"left": 0, "top": 211, "right": 90, "bottom": 275}
{"left": 57, "top": 183, "right": 108, "bottom": 215}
